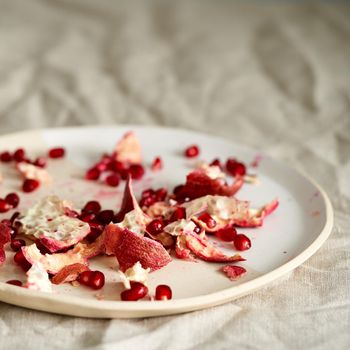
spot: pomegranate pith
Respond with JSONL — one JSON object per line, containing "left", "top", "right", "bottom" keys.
{"left": 234, "top": 234, "right": 251, "bottom": 251}
{"left": 120, "top": 282, "right": 148, "bottom": 301}
{"left": 155, "top": 284, "right": 172, "bottom": 300}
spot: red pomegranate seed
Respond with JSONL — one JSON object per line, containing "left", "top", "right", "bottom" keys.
{"left": 85, "top": 167, "right": 101, "bottom": 181}
{"left": 10, "top": 211, "right": 20, "bottom": 224}
{"left": 215, "top": 227, "right": 237, "bottom": 242}
{"left": 129, "top": 164, "right": 145, "bottom": 180}
{"left": 226, "top": 158, "right": 246, "bottom": 177}
{"left": 151, "top": 157, "right": 163, "bottom": 171}
{"left": 86, "top": 222, "right": 104, "bottom": 242}
{"left": 233, "top": 234, "right": 251, "bottom": 251}
{"left": 173, "top": 184, "right": 184, "bottom": 196}
{"left": 1, "top": 219, "right": 12, "bottom": 227}
{"left": 142, "top": 188, "right": 155, "bottom": 199}
{"left": 13, "top": 148, "right": 26, "bottom": 162}
{"left": 10, "top": 239, "right": 26, "bottom": 252}
{"left": 5, "top": 192, "right": 20, "bottom": 208}
{"left": 120, "top": 282, "right": 148, "bottom": 301}
{"left": 105, "top": 174, "right": 120, "bottom": 187}
{"left": 146, "top": 219, "right": 164, "bottom": 235}
{"left": 170, "top": 207, "right": 186, "bottom": 222}
{"left": 0, "top": 151, "right": 12, "bottom": 162}
{"left": 77, "top": 271, "right": 93, "bottom": 286}
{"left": 6, "top": 280, "right": 23, "bottom": 286}
{"left": 0, "top": 199, "right": 11, "bottom": 213}
{"left": 82, "top": 201, "right": 101, "bottom": 214}
{"left": 48, "top": 147, "right": 65, "bottom": 159}
{"left": 89, "top": 271, "right": 105, "bottom": 290}
{"left": 155, "top": 284, "right": 172, "bottom": 300}
{"left": 13, "top": 250, "right": 31, "bottom": 271}
{"left": 33, "top": 157, "right": 47, "bottom": 168}
{"left": 210, "top": 158, "right": 222, "bottom": 168}
{"left": 193, "top": 224, "right": 202, "bottom": 234}
{"left": 22, "top": 179, "right": 40, "bottom": 193}
{"left": 155, "top": 188, "right": 167, "bottom": 202}
{"left": 97, "top": 210, "right": 114, "bottom": 224}
{"left": 197, "top": 212, "right": 216, "bottom": 229}
{"left": 139, "top": 196, "right": 155, "bottom": 208}
{"left": 80, "top": 212, "right": 96, "bottom": 223}
{"left": 184, "top": 145, "right": 200, "bottom": 158}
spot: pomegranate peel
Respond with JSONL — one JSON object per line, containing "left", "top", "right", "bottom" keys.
{"left": 222, "top": 265, "right": 247, "bottom": 281}
{"left": 115, "top": 131, "right": 142, "bottom": 165}
{"left": 52, "top": 263, "right": 90, "bottom": 284}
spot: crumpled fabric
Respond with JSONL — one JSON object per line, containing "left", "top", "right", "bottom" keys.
{"left": 0, "top": 0, "right": 350, "bottom": 349}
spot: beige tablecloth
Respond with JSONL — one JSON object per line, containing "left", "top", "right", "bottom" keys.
{"left": 0, "top": 0, "right": 349, "bottom": 349}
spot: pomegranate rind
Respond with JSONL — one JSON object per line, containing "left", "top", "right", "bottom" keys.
{"left": 17, "top": 162, "right": 52, "bottom": 183}
{"left": 175, "top": 234, "right": 195, "bottom": 261}
{"left": 222, "top": 265, "right": 247, "bottom": 281}
{"left": 115, "top": 131, "right": 142, "bottom": 165}
{"left": 106, "top": 224, "right": 172, "bottom": 272}
{"left": 51, "top": 263, "right": 90, "bottom": 284}
{"left": 0, "top": 223, "right": 11, "bottom": 266}
{"left": 22, "top": 244, "right": 88, "bottom": 274}
{"left": 185, "top": 234, "right": 245, "bottom": 263}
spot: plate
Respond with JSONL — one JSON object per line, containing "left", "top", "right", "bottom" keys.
{"left": 0, "top": 126, "right": 333, "bottom": 318}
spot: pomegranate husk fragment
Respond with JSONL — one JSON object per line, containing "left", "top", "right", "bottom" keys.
{"left": 222, "top": 265, "right": 247, "bottom": 281}
{"left": 52, "top": 263, "right": 90, "bottom": 284}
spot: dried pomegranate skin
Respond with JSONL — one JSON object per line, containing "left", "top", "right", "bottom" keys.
{"left": 222, "top": 265, "right": 247, "bottom": 281}
{"left": 0, "top": 223, "right": 11, "bottom": 266}
{"left": 185, "top": 233, "right": 245, "bottom": 263}
{"left": 51, "top": 263, "right": 90, "bottom": 284}
{"left": 115, "top": 177, "right": 139, "bottom": 222}
{"left": 106, "top": 224, "right": 171, "bottom": 272}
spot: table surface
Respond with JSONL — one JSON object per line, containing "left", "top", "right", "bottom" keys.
{"left": 0, "top": 0, "right": 349, "bottom": 349}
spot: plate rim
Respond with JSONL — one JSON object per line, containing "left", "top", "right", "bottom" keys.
{"left": 0, "top": 125, "right": 334, "bottom": 318}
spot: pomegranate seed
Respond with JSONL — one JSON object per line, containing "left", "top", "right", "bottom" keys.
{"left": 6, "top": 280, "right": 23, "bottom": 286}
{"left": 86, "top": 222, "right": 104, "bottom": 242}
{"left": 173, "top": 184, "right": 184, "bottom": 196}
{"left": 89, "top": 271, "right": 105, "bottom": 290}
{"left": 210, "top": 158, "right": 222, "bottom": 168}
{"left": 234, "top": 234, "right": 251, "bottom": 251}
{"left": 109, "top": 160, "right": 126, "bottom": 173}
{"left": 22, "top": 179, "right": 40, "bottom": 192}
{"left": 226, "top": 158, "right": 246, "bottom": 177}
{"left": 155, "top": 284, "right": 172, "bottom": 300}
{"left": 151, "top": 157, "right": 163, "bottom": 171}
{"left": 77, "top": 270, "right": 93, "bottom": 286}
{"left": 215, "top": 227, "right": 237, "bottom": 242}
{"left": 120, "top": 282, "right": 148, "bottom": 301}
{"left": 197, "top": 212, "right": 216, "bottom": 229}
{"left": 155, "top": 188, "right": 167, "bottom": 202}
{"left": 142, "top": 188, "right": 155, "bottom": 198}
{"left": 82, "top": 201, "right": 101, "bottom": 214}
{"left": 170, "top": 207, "right": 186, "bottom": 221}
{"left": 13, "top": 148, "right": 25, "bottom": 162}
{"left": 139, "top": 196, "right": 155, "bottom": 208}
{"left": 85, "top": 167, "right": 100, "bottom": 181}
{"left": 5, "top": 192, "right": 20, "bottom": 208}
{"left": 95, "top": 162, "right": 108, "bottom": 172}
{"left": 129, "top": 164, "right": 145, "bottom": 180}
{"left": 0, "top": 151, "right": 12, "bottom": 162}
{"left": 80, "top": 212, "right": 96, "bottom": 223}
{"left": 48, "top": 147, "right": 65, "bottom": 159}
{"left": 33, "top": 157, "right": 47, "bottom": 168}
{"left": 97, "top": 210, "right": 114, "bottom": 224}
{"left": 13, "top": 250, "right": 31, "bottom": 271}
{"left": 10, "top": 239, "right": 26, "bottom": 252}
{"left": 146, "top": 219, "right": 164, "bottom": 235}
{"left": 184, "top": 145, "right": 200, "bottom": 158}
{"left": 119, "top": 168, "right": 130, "bottom": 180}
{"left": 0, "top": 199, "right": 11, "bottom": 213}
{"left": 1, "top": 219, "right": 12, "bottom": 227}
{"left": 10, "top": 211, "right": 20, "bottom": 224}
{"left": 193, "top": 224, "right": 201, "bottom": 234}
{"left": 105, "top": 174, "right": 120, "bottom": 187}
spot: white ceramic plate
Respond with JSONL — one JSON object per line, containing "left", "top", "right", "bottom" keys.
{"left": 0, "top": 126, "right": 333, "bottom": 318}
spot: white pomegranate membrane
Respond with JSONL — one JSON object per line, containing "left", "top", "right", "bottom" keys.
{"left": 0, "top": 131, "right": 278, "bottom": 299}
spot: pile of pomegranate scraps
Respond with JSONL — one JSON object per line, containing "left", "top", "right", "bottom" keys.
{"left": 0, "top": 132, "right": 278, "bottom": 301}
